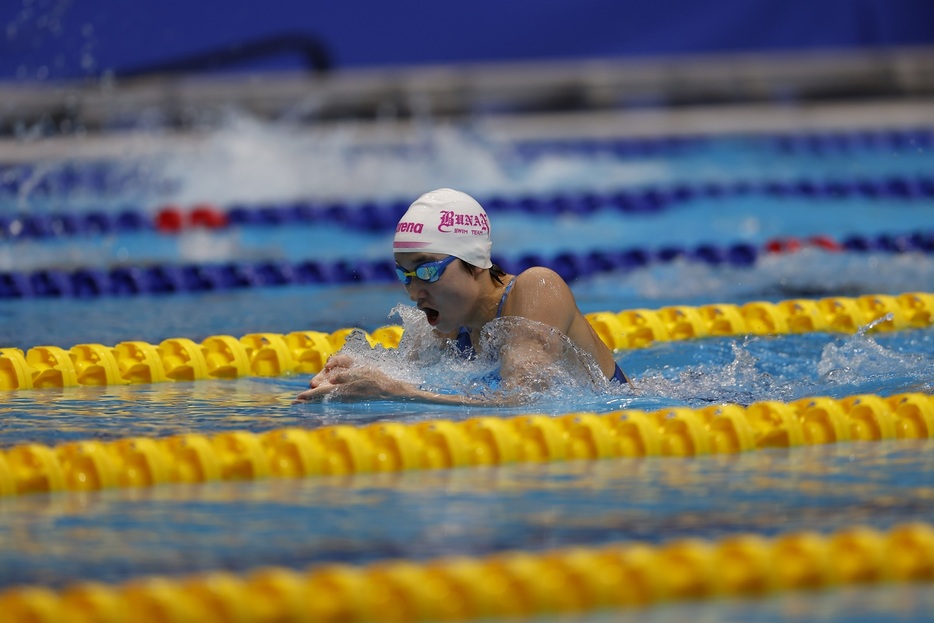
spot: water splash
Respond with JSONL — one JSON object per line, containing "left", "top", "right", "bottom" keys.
{"left": 817, "top": 313, "right": 929, "bottom": 384}
{"left": 630, "top": 317, "right": 934, "bottom": 407}
{"left": 2, "top": 110, "right": 668, "bottom": 213}
{"left": 857, "top": 312, "right": 895, "bottom": 335}
{"left": 311, "top": 303, "right": 630, "bottom": 410}
{"left": 148, "top": 112, "right": 668, "bottom": 207}
{"left": 634, "top": 338, "right": 787, "bottom": 406}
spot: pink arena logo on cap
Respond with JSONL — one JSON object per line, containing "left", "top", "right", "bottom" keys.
{"left": 395, "top": 221, "right": 424, "bottom": 234}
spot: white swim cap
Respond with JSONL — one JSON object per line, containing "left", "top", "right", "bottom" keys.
{"left": 393, "top": 188, "right": 493, "bottom": 269}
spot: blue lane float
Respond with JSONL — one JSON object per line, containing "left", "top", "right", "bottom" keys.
{"left": 1, "top": 230, "right": 933, "bottom": 299}
{"left": 0, "top": 209, "right": 153, "bottom": 239}
{"left": 1, "top": 173, "right": 934, "bottom": 242}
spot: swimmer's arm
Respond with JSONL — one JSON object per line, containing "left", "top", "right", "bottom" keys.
{"left": 294, "top": 365, "right": 529, "bottom": 406}
{"left": 294, "top": 325, "right": 550, "bottom": 405}
{"left": 508, "top": 268, "right": 632, "bottom": 385}
{"left": 294, "top": 381, "right": 527, "bottom": 406}
{"left": 377, "top": 348, "right": 555, "bottom": 407}
{"left": 394, "top": 386, "right": 530, "bottom": 407}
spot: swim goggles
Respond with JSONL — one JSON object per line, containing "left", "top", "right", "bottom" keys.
{"left": 395, "top": 255, "right": 457, "bottom": 285}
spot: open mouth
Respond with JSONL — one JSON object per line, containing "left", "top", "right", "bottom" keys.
{"left": 423, "top": 307, "right": 440, "bottom": 325}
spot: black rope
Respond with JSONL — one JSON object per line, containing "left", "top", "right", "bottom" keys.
{"left": 115, "top": 32, "right": 332, "bottom": 78}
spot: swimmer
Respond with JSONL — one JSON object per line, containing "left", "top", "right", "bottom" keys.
{"left": 294, "top": 188, "right": 633, "bottom": 404}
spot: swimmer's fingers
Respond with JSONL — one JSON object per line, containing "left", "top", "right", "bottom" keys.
{"left": 309, "top": 373, "right": 332, "bottom": 388}
{"left": 295, "top": 369, "right": 367, "bottom": 403}
{"left": 297, "top": 367, "right": 406, "bottom": 403}
{"left": 323, "top": 354, "right": 354, "bottom": 372}
{"left": 293, "top": 384, "right": 337, "bottom": 403}
{"left": 309, "top": 371, "right": 330, "bottom": 388}
{"left": 329, "top": 369, "right": 359, "bottom": 384}
{"left": 328, "top": 368, "right": 406, "bottom": 400}
{"left": 293, "top": 380, "right": 375, "bottom": 403}
{"left": 309, "top": 354, "right": 356, "bottom": 388}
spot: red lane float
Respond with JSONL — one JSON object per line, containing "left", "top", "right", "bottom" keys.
{"left": 155, "top": 204, "right": 227, "bottom": 233}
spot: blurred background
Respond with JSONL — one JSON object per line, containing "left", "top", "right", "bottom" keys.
{"left": 2, "top": 0, "right": 934, "bottom": 135}
{"left": 2, "top": 5, "right": 934, "bottom": 616}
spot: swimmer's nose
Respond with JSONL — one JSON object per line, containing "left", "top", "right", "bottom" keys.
{"left": 406, "top": 283, "right": 426, "bottom": 301}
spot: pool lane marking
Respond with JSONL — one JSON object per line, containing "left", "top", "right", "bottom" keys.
{"left": 1, "top": 521, "right": 932, "bottom": 622}
{"left": 1, "top": 292, "right": 932, "bottom": 392}
{"left": 0, "top": 392, "right": 931, "bottom": 498}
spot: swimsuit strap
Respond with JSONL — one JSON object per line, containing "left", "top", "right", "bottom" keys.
{"left": 495, "top": 277, "right": 517, "bottom": 318}
{"left": 457, "top": 276, "right": 516, "bottom": 359}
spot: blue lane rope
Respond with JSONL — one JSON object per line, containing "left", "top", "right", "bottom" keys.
{"left": 1, "top": 173, "right": 934, "bottom": 242}
{"left": 0, "top": 230, "right": 931, "bottom": 299}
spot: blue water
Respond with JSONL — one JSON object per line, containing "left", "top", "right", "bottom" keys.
{"left": 2, "top": 442, "right": 932, "bottom": 589}
{"left": 1, "top": 118, "right": 933, "bottom": 620}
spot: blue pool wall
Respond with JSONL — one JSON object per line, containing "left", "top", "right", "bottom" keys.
{"left": 3, "top": 0, "right": 934, "bottom": 83}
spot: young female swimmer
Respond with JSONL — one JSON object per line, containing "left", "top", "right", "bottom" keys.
{"left": 294, "top": 188, "right": 632, "bottom": 404}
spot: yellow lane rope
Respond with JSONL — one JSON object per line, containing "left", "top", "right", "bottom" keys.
{"left": 1, "top": 392, "right": 931, "bottom": 498}
{"left": 1, "top": 292, "right": 931, "bottom": 392}
{"left": 2, "top": 522, "right": 932, "bottom": 622}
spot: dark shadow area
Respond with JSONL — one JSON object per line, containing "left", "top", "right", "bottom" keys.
{"left": 113, "top": 32, "right": 332, "bottom": 80}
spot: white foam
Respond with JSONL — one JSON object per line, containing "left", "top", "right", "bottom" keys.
{"left": 317, "top": 303, "right": 629, "bottom": 406}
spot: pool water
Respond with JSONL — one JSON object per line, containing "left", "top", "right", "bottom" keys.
{"left": 1, "top": 441, "right": 932, "bottom": 584}
{"left": 1, "top": 115, "right": 933, "bottom": 621}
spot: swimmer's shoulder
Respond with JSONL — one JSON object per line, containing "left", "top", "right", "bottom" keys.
{"left": 507, "top": 267, "right": 577, "bottom": 320}
{"left": 513, "top": 266, "right": 574, "bottom": 298}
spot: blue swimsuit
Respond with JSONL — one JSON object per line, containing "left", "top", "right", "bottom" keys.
{"left": 453, "top": 277, "right": 515, "bottom": 357}
{"left": 454, "top": 277, "right": 629, "bottom": 385}
{"left": 610, "top": 362, "right": 630, "bottom": 385}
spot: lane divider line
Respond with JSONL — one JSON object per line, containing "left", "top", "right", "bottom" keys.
{"left": 1, "top": 292, "right": 931, "bottom": 392}
{"left": 0, "top": 392, "right": 931, "bottom": 497}
{"left": 1, "top": 522, "right": 932, "bottom": 622}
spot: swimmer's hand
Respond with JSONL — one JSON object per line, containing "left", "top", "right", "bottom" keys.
{"left": 307, "top": 354, "right": 353, "bottom": 389}
{"left": 293, "top": 353, "right": 528, "bottom": 407}
{"left": 293, "top": 355, "right": 409, "bottom": 403}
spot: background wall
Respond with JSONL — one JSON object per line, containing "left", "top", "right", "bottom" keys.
{"left": 3, "top": 0, "right": 934, "bottom": 82}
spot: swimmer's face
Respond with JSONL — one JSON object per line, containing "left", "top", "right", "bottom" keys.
{"left": 394, "top": 252, "right": 480, "bottom": 332}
